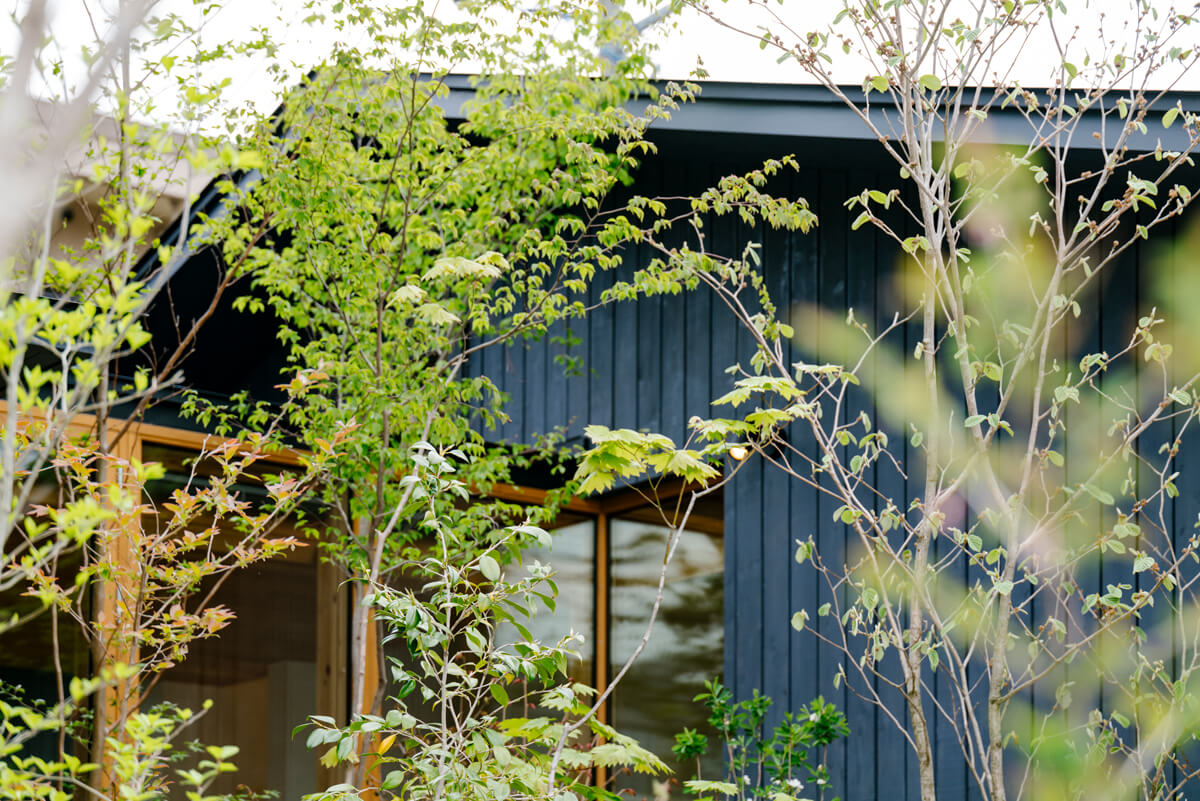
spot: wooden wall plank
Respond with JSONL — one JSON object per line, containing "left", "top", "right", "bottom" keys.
{"left": 844, "top": 167, "right": 877, "bottom": 801}
{"left": 761, "top": 204, "right": 792, "bottom": 725}
{"left": 589, "top": 258, "right": 616, "bottom": 432}
{"left": 871, "top": 224, "right": 911, "bottom": 801}
{"left": 546, "top": 314, "right": 568, "bottom": 435}
{"left": 816, "top": 166, "right": 849, "bottom": 796}
{"left": 525, "top": 319, "right": 546, "bottom": 446}
{"left": 502, "top": 337, "right": 525, "bottom": 444}
{"left": 788, "top": 165, "right": 822, "bottom": 730}
{"left": 612, "top": 250, "right": 640, "bottom": 435}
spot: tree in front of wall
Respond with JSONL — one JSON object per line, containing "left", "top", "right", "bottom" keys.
{"left": 0, "top": 1, "right": 351, "bottom": 797}
{"left": 581, "top": 1, "right": 1200, "bottom": 800}
{"left": 205, "top": 0, "right": 723, "bottom": 788}
{"left": 300, "top": 445, "right": 668, "bottom": 801}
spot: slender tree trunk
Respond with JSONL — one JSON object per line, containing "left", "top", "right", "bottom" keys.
{"left": 906, "top": 253, "right": 940, "bottom": 801}
{"left": 345, "top": 517, "right": 372, "bottom": 786}
{"left": 986, "top": 530, "right": 1017, "bottom": 801}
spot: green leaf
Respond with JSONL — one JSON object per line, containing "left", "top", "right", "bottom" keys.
{"left": 964, "top": 414, "right": 986, "bottom": 427}
{"left": 1081, "top": 483, "right": 1115, "bottom": 506}
{"left": 795, "top": 540, "right": 813, "bottom": 564}
{"left": 478, "top": 554, "right": 501, "bottom": 582}
{"left": 1164, "top": 106, "right": 1179, "bottom": 128}
{"left": 685, "top": 781, "right": 740, "bottom": 796}
{"left": 1133, "top": 554, "right": 1155, "bottom": 573}
{"left": 870, "top": 75, "right": 889, "bottom": 93}
{"left": 233, "top": 149, "right": 265, "bottom": 170}
{"left": 994, "top": 580, "right": 1013, "bottom": 596}
{"left": 1114, "top": 521, "right": 1140, "bottom": 539}
{"left": 489, "top": 684, "right": 510, "bottom": 706}
{"left": 918, "top": 74, "right": 942, "bottom": 91}
{"left": 414, "top": 302, "right": 461, "bottom": 326}
{"left": 791, "top": 610, "right": 809, "bottom": 631}
{"left": 712, "top": 386, "right": 753, "bottom": 408}
{"left": 388, "top": 285, "right": 426, "bottom": 306}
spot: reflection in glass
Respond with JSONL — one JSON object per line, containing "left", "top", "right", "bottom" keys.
{"left": 0, "top": 465, "right": 93, "bottom": 764}
{"left": 610, "top": 520, "right": 723, "bottom": 799}
{"left": 140, "top": 445, "right": 319, "bottom": 800}
{"left": 145, "top": 552, "right": 319, "bottom": 799}
{"left": 498, "top": 520, "right": 595, "bottom": 692}
{"left": 0, "top": 553, "right": 89, "bottom": 766}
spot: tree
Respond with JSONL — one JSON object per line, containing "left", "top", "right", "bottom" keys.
{"left": 575, "top": 1, "right": 1200, "bottom": 799}
{"left": 0, "top": 1, "right": 347, "bottom": 796}
{"left": 201, "top": 0, "right": 710, "bottom": 786}
{"left": 6, "top": 0, "right": 739, "bottom": 797}
{"left": 301, "top": 446, "right": 669, "bottom": 801}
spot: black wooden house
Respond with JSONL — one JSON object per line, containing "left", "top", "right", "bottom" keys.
{"left": 62, "top": 79, "right": 1200, "bottom": 800}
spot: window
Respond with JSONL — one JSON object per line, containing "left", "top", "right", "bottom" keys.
{"left": 0, "top": 414, "right": 722, "bottom": 801}
{"left": 496, "top": 483, "right": 725, "bottom": 796}
{"left": 139, "top": 441, "right": 331, "bottom": 800}
{"left": 503, "top": 514, "right": 597, "bottom": 689}
{"left": 0, "top": 422, "right": 339, "bottom": 800}
{"left": 609, "top": 516, "right": 723, "bottom": 797}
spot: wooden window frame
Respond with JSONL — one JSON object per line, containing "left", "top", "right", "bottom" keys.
{"left": 486, "top": 477, "right": 721, "bottom": 786}
{"left": 4, "top": 403, "right": 721, "bottom": 792}
{"left": 1, "top": 405, "right": 332, "bottom": 788}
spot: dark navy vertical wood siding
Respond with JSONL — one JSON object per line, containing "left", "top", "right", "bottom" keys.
{"left": 469, "top": 132, "right": 1200, "bottom": 801}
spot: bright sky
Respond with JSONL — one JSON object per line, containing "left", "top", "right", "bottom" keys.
{"left": 16, "top": 0, "right": 1200, "bottom": 124}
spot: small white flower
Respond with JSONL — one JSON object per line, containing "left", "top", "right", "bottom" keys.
{"left": 816, "top": 779, "right": 826, "bottom": 786}
{"left": 743, "top": 775, "right": 752, "bottom": 785}
{"left": 809, "top": 712, "right": 820, "bottom": 722}
{"left": 786, "top": 778, "right": 804, "bottom": 790}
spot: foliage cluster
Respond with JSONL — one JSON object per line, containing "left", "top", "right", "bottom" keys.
{"left": 197, "top": 1, "right": 703, "bottom": 760}
{"left": 300, "top": 447, "right": 666, "bottom": 801}
{"left": 673, "top": 679, "right": 848, "bottom": 801}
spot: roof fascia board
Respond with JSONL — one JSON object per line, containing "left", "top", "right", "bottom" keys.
{"left": 436, "top": 73, "right": 1200, "bottom": 152}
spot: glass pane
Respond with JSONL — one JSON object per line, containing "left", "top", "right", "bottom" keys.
{"left": 609, "top": 520, "right": 723, "bottom": 799}
{"left": 145, "top": 552, "right": 319, "bottom": 799}
{"left": 496, "top": 519, "right": 595, "bottom": 698}
{"left": 383, "top": 516, "right": 596, "bottom": 727}
{"left": 142, "top": 442, "right": 296, "bottom": 508}
{"left": 0, "top": 463, "right": 92, "bottom": 765}
{"left": 0, "top": 552, "right": 90, "bottom": 766}
{"left": 140, "top": 444, "right": 320, "bottom": 800}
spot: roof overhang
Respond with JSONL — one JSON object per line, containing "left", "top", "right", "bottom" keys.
{"left": 438, "top": 73, "right": 1200, "bottom": 152}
